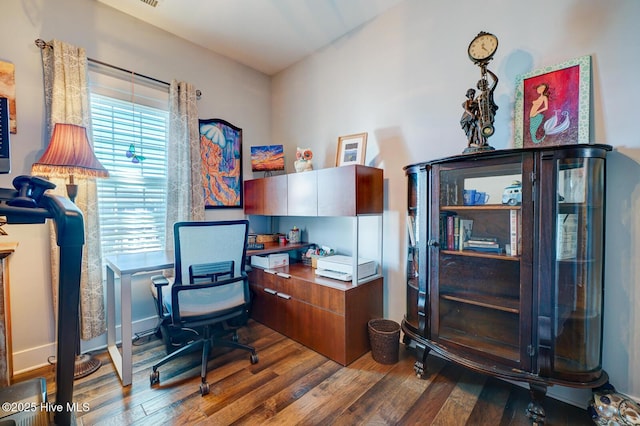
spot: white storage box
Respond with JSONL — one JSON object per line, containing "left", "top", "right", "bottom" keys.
{"left": 250, "top": 253, "right": 289, "bottom": 269}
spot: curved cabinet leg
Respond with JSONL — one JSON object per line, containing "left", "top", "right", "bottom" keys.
{"left": 413, "top": 346, "right": 431, "bottom": 379}
{"left": 526, "top": 383, "right": 547, "bottom": 425}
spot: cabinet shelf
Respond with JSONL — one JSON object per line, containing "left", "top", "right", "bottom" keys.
{"left": 439, "top": 328, "right": 520, "bottom": 362}
{"left": 440, "top": 249, "right": 519, "bottom": 261}
{"left": 440, "top": 290, "right": 519, "bottom": 313}
{"left": 441, "top": 205, "right": 521, "bottom": 212}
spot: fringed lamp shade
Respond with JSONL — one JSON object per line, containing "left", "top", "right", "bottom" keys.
{"left": 32, "top": 123, "right": 108, "bottom": 202}
{"left": 32, "top": 123, "right": 109, "bottom": 179}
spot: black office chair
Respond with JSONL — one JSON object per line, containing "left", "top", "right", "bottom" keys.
{"left": 149, "top": 220, "right": 258, "bottom": 395}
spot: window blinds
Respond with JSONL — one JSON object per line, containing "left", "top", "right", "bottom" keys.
{"left": 89, "top": 67, "right": 170, "bottom": 259}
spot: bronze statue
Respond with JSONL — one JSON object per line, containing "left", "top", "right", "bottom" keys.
{"left": 461, "top": 88, "right": 482, "bottom": 147}
{"left": 462, "top": 66, "right": 498, "bottom": 153}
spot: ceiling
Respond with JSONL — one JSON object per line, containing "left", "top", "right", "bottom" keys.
{"left": 96, "top": 0, "right": 404, "bottom": 75}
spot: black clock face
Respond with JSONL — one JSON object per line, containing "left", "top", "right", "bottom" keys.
{"left": 468, "top": 33, "right": 498, "bottom": 61}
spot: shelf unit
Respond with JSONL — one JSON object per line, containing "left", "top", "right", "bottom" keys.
{"left": 244, "top": 165, "right": 384, "bottom": 365}
{"left": 402, "top": 144, "right": 612, "bottom": 424}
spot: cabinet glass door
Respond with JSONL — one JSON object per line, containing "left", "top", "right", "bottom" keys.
{"left": 405, "top": 165, "right": 426, "bottom": 335}
{"left": 553, "top": 157, "right": 605, "bottom": 377}
{"left": 431, "top": 156, "right": 531, "bottom": 369}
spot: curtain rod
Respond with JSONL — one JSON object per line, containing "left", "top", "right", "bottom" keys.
{"left": 34, "top": 39, "right": 202, "bottom": 97}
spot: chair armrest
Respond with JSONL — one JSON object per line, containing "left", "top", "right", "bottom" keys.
{"left": 151, "top": 274, "right": 170, "bottom": 287}
{"left": 151, "top": 274, "right": 170, "bottom": 318}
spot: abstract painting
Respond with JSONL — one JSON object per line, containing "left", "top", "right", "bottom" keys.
{"left": 514, "top": 55, "right": 590, "bottom": 148}
{"left": 199, "top": 118, "right": 243, "bottom": 208}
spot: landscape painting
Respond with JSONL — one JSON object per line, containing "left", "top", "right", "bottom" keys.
{"left": 250, "top": 145, "right": 285, "bottom": 174}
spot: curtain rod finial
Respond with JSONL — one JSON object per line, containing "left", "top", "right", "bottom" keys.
{"left": 35, "top": 39, "right": 49, "bottom": 49}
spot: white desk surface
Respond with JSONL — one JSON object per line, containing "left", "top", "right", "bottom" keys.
{"left": 105, "top": 250, "right": 174, "bottom": 275}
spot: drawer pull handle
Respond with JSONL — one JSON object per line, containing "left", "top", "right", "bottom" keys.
{"left": 276, "top": 292, "right": 291, "bottom": 300}
{"left": 264, "top": 288, "right": 277, "bottom": 295}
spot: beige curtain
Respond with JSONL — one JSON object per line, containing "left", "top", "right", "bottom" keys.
{"left": 165, "top": 80, "right": 205, "bottom": 250}
{"left": 38, "top": 40, "right": 105, "bottom": 340}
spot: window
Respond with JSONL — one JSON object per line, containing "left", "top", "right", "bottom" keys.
{"left": 89, "top": 66, "right": 170, "bottom": 259}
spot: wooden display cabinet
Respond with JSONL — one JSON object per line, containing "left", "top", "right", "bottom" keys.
{"left": 402, "top": 144, "right": 612, "bottom": 424}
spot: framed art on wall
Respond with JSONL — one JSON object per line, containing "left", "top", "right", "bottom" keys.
{"left": 250, "top": 144, "right": 285, "bottom": 174}
{"left": 0, "top": 61, "right": 16, "bottom": 134}
{"left": 336, "top": 132, "right": 367, "bottom": 166}
{"left": 199, "top": 118, "right": 243, "bottom": 208}
{"left": 514, "top": 55, "right": 591, "bottom": 148}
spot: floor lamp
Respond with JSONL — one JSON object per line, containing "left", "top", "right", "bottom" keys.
{"left": 32, "top": 123, "right": 109, "bottom": 379}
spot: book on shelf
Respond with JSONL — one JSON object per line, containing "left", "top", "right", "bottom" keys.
{"left": 458, "top": 219, "right": 474, "bottom": 251}
{"left": 509, "top": 209, "right": 520, "bottom": 256}
{"left": 557, "top": 213, "right": 578, "bottom": 259}
{"left": 447, "top": 215, "right": 455, "bottom": 250}
{"left": 465, "top": 236, "right": 498, "bottom": 246}
{"left": 407, "top": 214, "right": 416, "bottom": 247}
{"left": 463, "top": 244, "right": 503, "bottom": 254}
{"left": 453, "top": 216, "right": 460, "bottom": 250}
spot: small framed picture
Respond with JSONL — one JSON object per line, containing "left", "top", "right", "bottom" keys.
{"left": 514, "top": 55, "right": 591, "bottom": 148}
{"left": 336, "top": 132, "right": 367, "bottom": 166}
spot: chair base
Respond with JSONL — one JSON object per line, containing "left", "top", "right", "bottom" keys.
{"left": 150, "top": 326, "right": 258, "bottom": 395}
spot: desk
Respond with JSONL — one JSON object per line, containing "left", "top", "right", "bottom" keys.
{"left": 105, "top": 250, "right": 173, "bottom": 386}
{"left": 105, "top": 243, "right": 309, "bottom": 386}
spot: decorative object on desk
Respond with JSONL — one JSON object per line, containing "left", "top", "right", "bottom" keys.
{"left": 250, "top": 144, "right": 284, "bottom": 176}
{"left": 462, "top": 32, "right": 499, "bottom": 154}
{"left": 199, "top": 118, "right": 243, "bottom": 208}
{"left": 287, "top": 226, "right": 300, "bottom": 244}
{"left": 256, "top": 233, "right": 279, "bottom": 243}
{"left": 336, "top": 132, "right": 367, "bottom": 166}
{"left": 294, "top": 147, "right": 313, "bottom": 172}
{"left": 0, "top": 216, "right": 7, "bottom": 236}
{"left": 514, "top": 55, "right": 591, "bottom": 148}
{"left": 32, "top": 123, "right": 109, "bottom": 380}
{"left": 0, "top": 60, "right": 16, "bottom": 134}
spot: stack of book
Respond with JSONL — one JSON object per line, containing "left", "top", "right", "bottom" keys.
{"left": 463, "top": 236, "right": 503, "bottom": 253}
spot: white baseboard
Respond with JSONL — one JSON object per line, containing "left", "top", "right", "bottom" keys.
{"left": 12, "top": 315, "right": 159, "bottom": 376}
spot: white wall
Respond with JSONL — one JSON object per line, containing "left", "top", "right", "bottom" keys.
{"left": 1, "top": 0, "right": 270, "bottom": 372}
{"left": 271, "top": 0, "right": 640, "bottom": 407}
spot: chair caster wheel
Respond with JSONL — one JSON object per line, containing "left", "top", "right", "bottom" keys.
{"left": 200, "top": 382, "right": 210, "bottom": 396}
{"left": 150, "top": 370, "right": 160, "bottom": 385}
{"left": 250, "top": 354, "right": 259, "bottom": 364}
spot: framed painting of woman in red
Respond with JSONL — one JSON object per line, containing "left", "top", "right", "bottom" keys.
{"left": 514, "top": 55, "right": 590, "bottom": 148}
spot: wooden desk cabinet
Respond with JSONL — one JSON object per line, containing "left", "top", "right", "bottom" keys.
{"left": 244, "top": 165, "right": 384, "bottom": 365}
{"left": 402, "top": 144, "right": 611, "bottom": 424}
{"left": 248, "top": 264, "right": 383, "bottom": 365}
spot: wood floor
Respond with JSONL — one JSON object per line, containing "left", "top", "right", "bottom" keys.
{"left": 13, "top": 320, "right": 594, "bottom": 425}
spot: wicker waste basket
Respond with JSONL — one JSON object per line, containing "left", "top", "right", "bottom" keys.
{"left": 368, "top": 318, "right": 401, "bottom": 364}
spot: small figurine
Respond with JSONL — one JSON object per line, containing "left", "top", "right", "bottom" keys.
{"left": 294, "top": 147, "right": 313, "bottom": 172}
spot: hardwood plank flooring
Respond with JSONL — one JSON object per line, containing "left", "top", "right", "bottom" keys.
{"left": 12, "top": 320, "right": 593, "bottom": 425}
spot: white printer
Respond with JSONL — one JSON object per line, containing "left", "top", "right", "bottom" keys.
{"left": 315, "top": 255, "right": 377, "bottom": 281}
